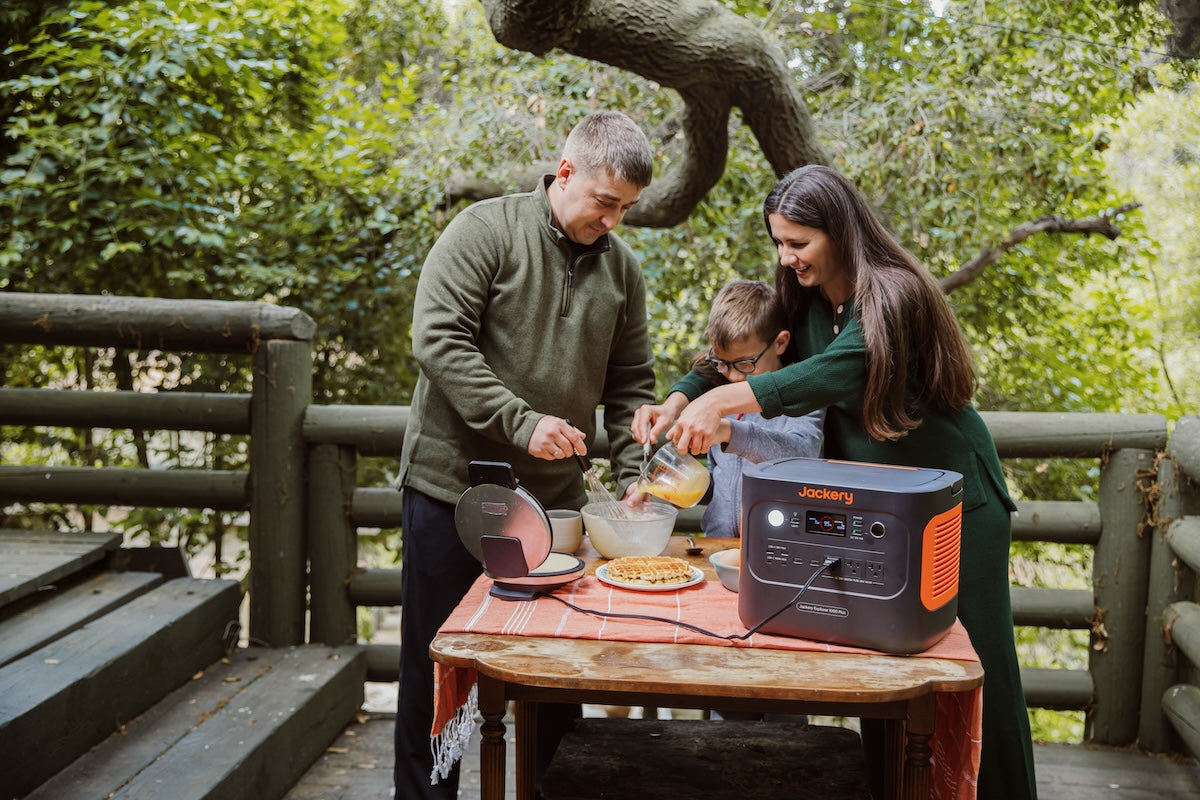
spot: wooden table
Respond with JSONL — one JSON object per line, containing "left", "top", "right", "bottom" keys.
{"left": 430, "top": 537, "right": 984, "bottom": 800}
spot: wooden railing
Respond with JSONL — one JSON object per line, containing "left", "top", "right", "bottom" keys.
{"left": 0, "top": 292, "right": 315, "bottom": 649}
{"left": 1, "top": 291, "right": 1195, "bottom": 754}
{"left": 305, "top": 405, "right": 1177, "bottom": 747}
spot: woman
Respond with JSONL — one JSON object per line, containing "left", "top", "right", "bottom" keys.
{"left": 634, "top": 165, "right": 1037, "bottom": 800}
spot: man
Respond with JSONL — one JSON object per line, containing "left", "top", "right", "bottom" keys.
{"left": 395, "top": 110, "right": 657, "bottom": 799}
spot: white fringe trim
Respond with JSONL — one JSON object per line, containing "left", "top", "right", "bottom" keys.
{"left": 429, "top": 682, "right": 478, "bottom": 784}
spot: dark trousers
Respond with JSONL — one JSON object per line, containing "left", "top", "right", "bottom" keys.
{"left": 394, "top": 487, "right": 581, "bottom": 799}
{"left": 862, "top": 499, "right": 1039, "bottom": 800}
{"left": 394, "top": 488, "right": 481, "bottom": 800}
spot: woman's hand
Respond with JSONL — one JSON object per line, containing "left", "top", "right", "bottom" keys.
{"left": 670, "top": 383, "right": 759, "bottom": 455}
{"left": 632, "top": 392, "right": 690, "bottom": 445}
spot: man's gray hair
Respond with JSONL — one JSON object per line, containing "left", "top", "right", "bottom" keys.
{"left": 562, "top": 111, "right": 654, "bottom": 188}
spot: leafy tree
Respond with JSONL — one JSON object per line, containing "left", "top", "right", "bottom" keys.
{"left": 0, "top": 0, "right": 441, "bottom": 547}
{"left": 1101, "top": 81, "right": 1200, "bottom": 416}
{"left": 0, "top": 0, "right": 445, "bottom": 406}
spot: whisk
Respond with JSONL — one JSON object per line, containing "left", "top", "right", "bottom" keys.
{"left": 565, "top": 419, "right": 631, "bottom": 520}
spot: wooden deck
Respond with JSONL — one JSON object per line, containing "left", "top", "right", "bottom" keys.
{"left": 283, "top": 711, "right": 517, "bottom": 800}
{"left": 286, "top": 711, "right": 1200, "bottom": 800}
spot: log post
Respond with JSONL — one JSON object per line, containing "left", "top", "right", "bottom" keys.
{"left": 308, "top": 443, "right": 359, "bottom": 647}
{"left": 1089, "top": 447, "right": 1156, "bottom": 743}
{"left": 1139, "top": 458, "right": 1188, "bottom": 752}
{"left": 248, "top": 339, "right": 312, "bottom": 648}
{"left": 1141, "top": 416, "right": 1200, "bottom": 751}
{"left": 1137, "top": 482, "right": 1195, "bottom": 753}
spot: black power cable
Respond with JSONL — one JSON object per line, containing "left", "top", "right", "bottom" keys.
{"left": 537, "top": 555, "right": 842, "bottom": 641}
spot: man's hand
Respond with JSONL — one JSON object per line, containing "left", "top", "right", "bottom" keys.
{"left": 529, "top": 416, "right": 587, "bottom": 460}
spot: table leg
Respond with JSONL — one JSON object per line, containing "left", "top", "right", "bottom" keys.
{"left": 514, "top": 700, "right": 538, "bottom": 800}
{"left": 901, "top": 693, "right": 936, "bottom": 800}
{"left": 883, "top": 719, "right": 904, "bottom": 800}
{"left": 477, "top": 675, "right": 507, "bottom": 800}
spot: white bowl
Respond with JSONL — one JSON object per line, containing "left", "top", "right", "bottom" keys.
{"left": 581, "top": 501, "right": 678, "bottom": 559}
{"left": 709, "top": 548, "right": 740, "bottom": 592}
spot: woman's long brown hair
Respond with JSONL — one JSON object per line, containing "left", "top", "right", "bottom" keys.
{"left": 763, "top": 165, "right": 975, "bottom": 441}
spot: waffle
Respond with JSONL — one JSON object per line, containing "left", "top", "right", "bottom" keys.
{"left": 604, "top": 555, "right": 694, "bottom": 586}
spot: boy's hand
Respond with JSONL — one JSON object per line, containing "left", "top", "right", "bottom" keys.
{"left": 631, "top": 392, "right": 690, "bottom": 445}
{"left": 714, "top": 418, "right": 733, "bottom": 446}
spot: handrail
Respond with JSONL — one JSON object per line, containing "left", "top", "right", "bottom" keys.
{"left": 984, "top": 410, "right": 1168, "bottom": 456}
{"left": 0, "top": 465, "right": 247, "bottom": 509}
{"left": 0, "top": 293, "right": 315, "bottom": 351}
{"left": 0, "top": 388, "right": 251, "bottom": 433}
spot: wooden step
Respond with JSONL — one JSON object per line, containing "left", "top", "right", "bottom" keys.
{"left": 26, "top": 644, "right": 367, "bottom": 800}
{"left": 0, "top": 528, "right": 122, "bottom": 606}
{"left": 0, "top": 570, "right": 164, "bottom": 668}
{"left": 0, "top": 576, "right": 242, "bottom": 798}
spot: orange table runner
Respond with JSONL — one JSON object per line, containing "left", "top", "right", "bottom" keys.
{"left": 433, "top": 574, "right": 982, "bottom": 799}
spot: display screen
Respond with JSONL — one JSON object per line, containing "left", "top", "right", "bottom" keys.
{"left": 805, "top": 510, "right": 848, "bottom": 536}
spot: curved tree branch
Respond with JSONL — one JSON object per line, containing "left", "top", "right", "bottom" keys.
{"left": 938, "top": 203, "right": 1142, "bottom": 293}
{"left": 476, "top": 0, "right": 830, "bottom": 227}
{"left": 444, "top": 162, "right": 556, "bottom": 206}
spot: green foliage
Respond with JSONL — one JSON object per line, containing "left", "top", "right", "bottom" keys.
{"left": 0, "top": 0, "right": 437, "bottom": 405}
{"left": 0, "top": 0, "right": 440, "bottom": 555}
{"left": 8, "top": 0, "right": 1183, "bottom": 416}
{"left": 1100, "top": 81, "right": 1200, "bottom": 417}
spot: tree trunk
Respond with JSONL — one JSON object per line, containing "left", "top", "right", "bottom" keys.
{"left": 1162, "top": 0, "right": 1200, "bottom": 57}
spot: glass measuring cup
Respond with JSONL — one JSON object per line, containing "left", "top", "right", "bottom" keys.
{"left": 637, "top": 441, "right": 711, "bottom": 508}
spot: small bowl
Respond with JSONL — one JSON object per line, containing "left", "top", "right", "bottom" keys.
{"left": 709, "top": 548, "right": 741, "bottom": 592}
{"left": 581, "top": 501, "right": 677, "bottom": 559}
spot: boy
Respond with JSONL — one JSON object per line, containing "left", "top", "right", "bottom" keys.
{"left": 696, "top": 280, "right": 824, "bottom": 536}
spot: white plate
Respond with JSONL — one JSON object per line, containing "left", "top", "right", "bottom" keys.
{"left": 595, "top": 564, "right": 705, "bottom": 592}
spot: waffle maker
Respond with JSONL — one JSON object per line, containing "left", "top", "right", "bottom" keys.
{"left": 454, "top": 460, "right": 585, "bottom": 600}
{"left": 738, "top": 457, "right": 964, "bottom": 654}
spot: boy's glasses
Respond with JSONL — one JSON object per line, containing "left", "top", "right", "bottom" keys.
{"left": 705, "top": 342, "right": 771, "bottom": 375}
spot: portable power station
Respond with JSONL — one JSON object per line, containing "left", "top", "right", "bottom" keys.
{"left": 738, "top": 457, "right": 964, "bottom": 654}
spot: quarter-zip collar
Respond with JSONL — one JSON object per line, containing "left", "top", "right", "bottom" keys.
{"left": 536, "top": 175, "right": 612, "bottom": 316}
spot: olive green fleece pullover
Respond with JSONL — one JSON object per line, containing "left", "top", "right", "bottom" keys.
{"left": 399, "top": 177, "right": 656, "bottom": 510}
